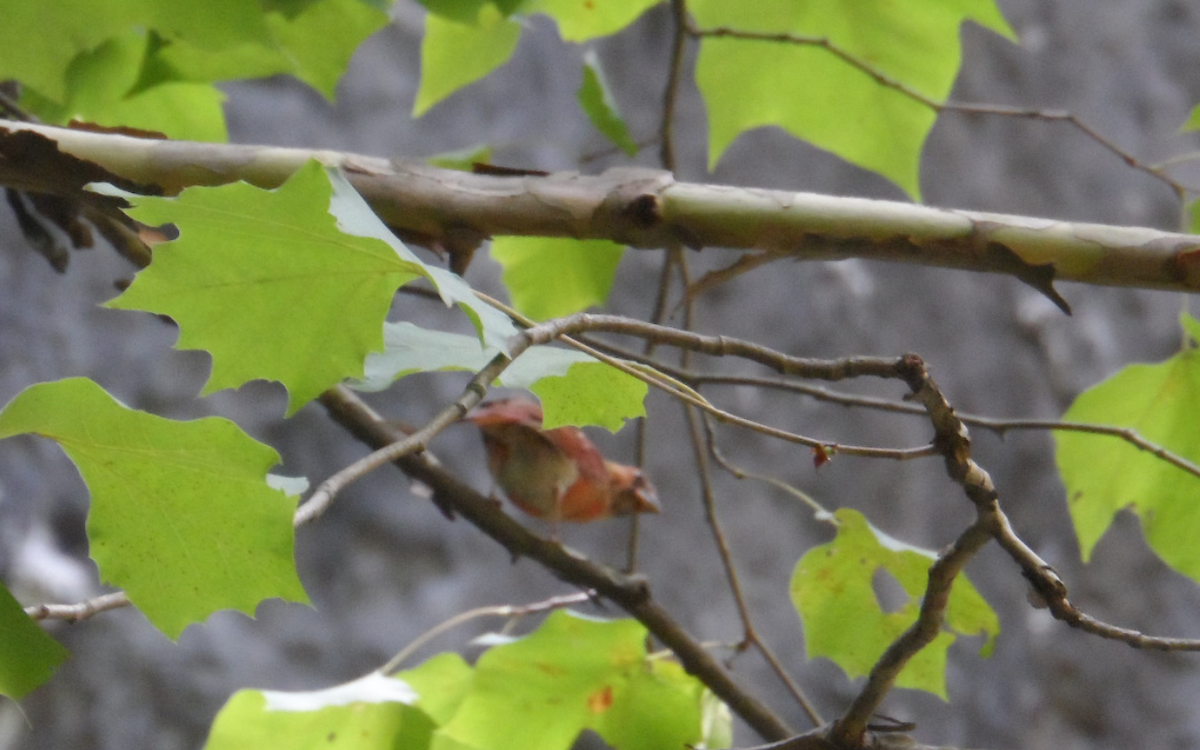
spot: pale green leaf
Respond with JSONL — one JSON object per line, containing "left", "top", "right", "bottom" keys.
{"left": 0, "top": 582, "right": 69, "bottom": 700}
{"left": 205, "top": 675, "right": 433, "bottom": 750}
{"left": 354, "top": 323, "right": 647, "bottom": 431}
{"left": 491, "top": 236, "right": 625, "bottom": 320}
{"left": 690, "top": 0, "right": 1014, "bottom": 199}
{"left": 791, "top": 509, "right": 997, "bottom": 698}
{"left": 578, "top": 49, "right": 638, "bottom": 156}
{"left": 105, "top": 161, "right": 424, "bottom": 415}
{"left": 0, "top": 378, "right": 308, "bottom": 639}
{"left": 1056, "top": 313, "right": 1200, "bottom": 580}
{"left": 415, "top": 4, "right": 521, "bottom": 116}
{"left": 322, "top": 170, "right": 518, "bottom": 349}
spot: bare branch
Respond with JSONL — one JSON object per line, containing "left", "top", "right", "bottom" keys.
{"left": 25, "top": 591, "right": 130, "bottom": 622}
{"left": 317, "top": 385, "right": 795, "bottom": 741}
{"left": 4, "top": 119, "right": 1200, "bottom": 294}
{"left": 379, "top": 591, "right": 592, "bottom": 674}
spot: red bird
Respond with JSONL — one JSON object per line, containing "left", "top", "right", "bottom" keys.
{"left": 465, "top": 398, "right": 659, "bottom": 525}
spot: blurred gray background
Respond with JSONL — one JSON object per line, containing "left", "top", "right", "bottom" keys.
{"left": 3, "top": 1, "right": 1200, "bottom": 748}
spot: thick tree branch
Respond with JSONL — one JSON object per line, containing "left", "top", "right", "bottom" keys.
{"left": 3, "top": 120, "right": 1200, "bottom": 295}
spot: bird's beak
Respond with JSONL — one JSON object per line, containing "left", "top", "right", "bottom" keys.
{"left": 608, "top": 464, "right": 660, "bottom": 516}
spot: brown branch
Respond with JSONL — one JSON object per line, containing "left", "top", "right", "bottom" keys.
{"left": 699, "top": 414, "right": 825, "bottom": 726}
{"left": 624, "top": 367, "right": 1200, "bottom": 485}
{"left": 317, "top": 385, "right": 794, "bottom": 742}
{"left": 659, "top": 0, "right": 690, "bottom": 171}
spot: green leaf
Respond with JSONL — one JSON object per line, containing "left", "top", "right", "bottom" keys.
{"left": 1182, "top": 104, "right": 1200, "bottom": 133}
{"left": 400, "top": 653, "right": 475, "bottom": 726}
{"left": 4, "top": 1, "right": 384, "bottom": 137}
{"left": 577, "top": 49, "right": 638, "bottom": 156}
{"left": 0, "top": 582, "right": 69, "bottom": 700}
{"left": 1056, "top": 313, "right": 1200, "bottom": 581}
{"left": 0, "top": 378, "right": 308, "bottom": 639}
{"left": 427, "top": 144, "right": 495, "bottom": 172}
{"left": 353, "top": 323, "right": 648, "bottom": 431}
{"left": 491, "top": 237, "right": 626, "bottom": 320}
{"left": 690, "top": 0, "right": 1014, "bottom": 199}
{"left": 526, "top": 0, "right": 661, "bottom": 42}
{"left": 155, "top": 0, "right": 388, "bottom": 101}
{"left": 415, "top": 4, "right": 521, "bottom": 116}
{"left": 104, "top": 161, "right": 426, "bottom": 415}
{"left": 205, "top": 673, "right": 433, "bottom": 750}
{"left": 532, "top": 362, "right": 647, "bottom": 433}
{"left": 431, "top": 610, "right": 708, "bottom": 750}
{"left": 791, "top": 509, "right": 998, "bottom": 698}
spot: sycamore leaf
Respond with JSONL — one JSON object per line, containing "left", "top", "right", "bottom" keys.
{"left": 0, "top": 1, "right": 266, "bottom": 104}
{"left": 526, "top": 0, "right": 661, "bottom": 42}
{"left": 204, "top": 674, "right": 433, "bottom": 750}
{"left": 531, "top": 362, "right": 647, "bottom": 432}
{"left": 3, "top": 0, "right": 385, "bottom": 138}
{"left": 429, "top": 610, "right": 709, "bottom": 750}
{"left": 577, "top": 49, "right": 638, "bottom": 156}
{"left": 414, "top": 0, "right": 659, "bottom": 115}
{"left": 104, "top": 161, "right": 435, "bottom": 415}
{"left": 0, "top": 582, "right": 69, "bottom": 700}
{"left": 1056, "top": 314, "right": 1200, "bottom": 581}
{"left": 689, "top": 0, "right": 1014, "bottom": 199}
{"left": 322, "top": 171, "right": 518, "bottom": 351}
{"left": 0, "top": 378, "right": 308, "bottom": 640}
{"left": 154, "top": 0, "right": 388, "bottom": 100}
{"left": 415, "top": 3, "right": 521, "bottom": 116}
{"left": 791, "top": 509, "right": 997, "bottom": 698}
{"left": 490, "top": 236, "right": 626, "bottom": 321}
{"left": 353, "top": 323, "right": 647, "bottom": 432}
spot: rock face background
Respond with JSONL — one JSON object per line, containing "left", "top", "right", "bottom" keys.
{"left": 3, "top": 2, "right": 1200, "bottom": 748}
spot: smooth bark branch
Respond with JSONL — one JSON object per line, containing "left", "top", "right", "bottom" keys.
{"left": 3, "top": 120, "right": 1199, "bottom": 295}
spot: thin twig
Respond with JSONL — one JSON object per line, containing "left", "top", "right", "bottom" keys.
{"left": 651, "top": 370, "right": 1200, "bottom": 484}
{"left": 659, "top": 0, "right": 689, "bottom": 171}
{"left": 380, "top": 591, "right": 592, "bottom": 674}
{"left": 511, "top": 313, "right": 939, "bottom": 460}
{"left": 697, "top": 413, "right": 825, "bottom": 727}
{"left": 25, "top": 591, "right": 130, "bottom": 622}
{"left": 293, "top": 351, "right": 508, "bottom": 526}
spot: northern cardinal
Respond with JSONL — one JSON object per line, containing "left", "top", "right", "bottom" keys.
{"left": 465, "top": 398, "right": 659, "bottom": 526}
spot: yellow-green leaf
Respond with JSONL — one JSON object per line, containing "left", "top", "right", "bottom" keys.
{"left": 415, "top": 4, "right": 521, "bottom": 116}
{"left": 791, "top": 509, "right": 997, "bottom": 698}
{"left": 1056, "top": 313, "right": 1200, "bottom": 580}
{"left": 491, "top": 236, "right": 626, "bottom": 321}
{"left": 0, "top": 378, "right": 308, "bottom": 639}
